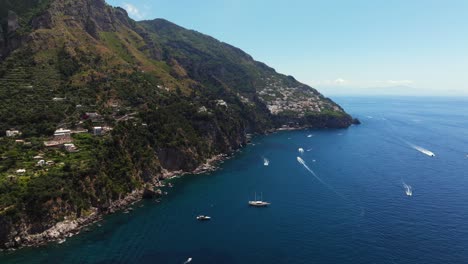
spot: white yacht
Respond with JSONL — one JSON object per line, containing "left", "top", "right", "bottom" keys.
{"left": 196, "top": 215, "right": 211, "bottom": 221}
{"left": 248, "top": 192, "right": 270, "bottom": 207}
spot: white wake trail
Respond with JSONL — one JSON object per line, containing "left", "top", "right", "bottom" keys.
{"left": 397, "top": 137, "right": 436, "bottom": 157}
{"left": 402, "top": 182, "right": 413, "bottom": 196}
{"left": 296, "top": 157, "right": 346, "bottom": 200}
{"left": 412, "top": 145, "right": 435, "bottom": 157}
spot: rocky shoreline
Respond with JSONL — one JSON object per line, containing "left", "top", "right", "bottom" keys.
{"left": 1, "top": 153, "right": 231, "bottom": 251}
{"left": 1, "top": 123, "right": 358, "bottom": 251}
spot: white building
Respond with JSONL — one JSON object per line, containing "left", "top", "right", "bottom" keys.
{"left": 216, "top": 100, "right": 228, "bottom": 107}
{"left": 54, "top": 128, "right": 71, "bottom": 137}
{"left": 85, "top": 112, "right": 100, "bottom": 119}
{"left": 64, "top": 143, "right": 77, "bottom": 152}
{"left": 16, "top": 169, "right": 26, "bottom": 174}
{"left": 6, "top": 130, "right": 21, "bottom": 137}
{"left": 93, "top": 127, "right": 103, "bottom": 136}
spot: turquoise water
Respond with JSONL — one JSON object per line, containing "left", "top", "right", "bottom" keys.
{"left": 2, "top": 96, "right": 468, "bottom": 263}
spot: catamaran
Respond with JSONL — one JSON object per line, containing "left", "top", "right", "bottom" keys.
{"left": 248, "top": 192, "right": 270, "bottom": 207}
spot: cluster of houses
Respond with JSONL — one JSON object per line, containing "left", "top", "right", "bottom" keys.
{"left": 8, "top": 124, "right": 112, "bottom": 176}
{"left": 43, "top": 126, "right": 111, "bottom": 149}
{"left": 4, "top": 111, "right": 117, "bottom": 176}
{"left": 12, "top": 155, "right": 55, "bottom": 176}
{"left": 258, "top": 76, "right": 339, "bottom": 117}
{"left": 0, "top": 108, "right": 114, "bottom": 179}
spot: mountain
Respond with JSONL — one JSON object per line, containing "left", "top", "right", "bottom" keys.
{"left": 0, "top": 0, "right": 356, "bottom": 249}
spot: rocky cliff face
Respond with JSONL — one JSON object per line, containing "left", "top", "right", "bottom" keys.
{"left": 0, "top": 11, "right": 20, "bottom": 60}
{"left": 0, "top": 0, "right": 355, "bottom": 249}
{"left": 41, "top": 0, "right": 130, "bottom": 32}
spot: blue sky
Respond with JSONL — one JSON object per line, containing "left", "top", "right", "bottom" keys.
{"left": 106, "top": 0, "right": 468, "bottom": 96}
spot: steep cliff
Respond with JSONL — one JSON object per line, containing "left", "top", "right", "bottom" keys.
{"left": 0, "top": 0, "right": 355, "bottom": 249}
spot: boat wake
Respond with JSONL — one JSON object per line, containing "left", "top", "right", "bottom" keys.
{"left": 263, "top": 158, "right": 269, "bottom": 166}
{"left": 395, "top": 135, "right": 435, "bottom": 157}
{"left": 411, "top": 145, "right": 435, "bottom": 157}
{"left": 298, "top": 148, "right": 304, "bottom": 154}
{"left": 402, "top": 182, "right": 413, "bottom": 196}
{"left": 296, "top": 157, "right": 346, "bottom": 200}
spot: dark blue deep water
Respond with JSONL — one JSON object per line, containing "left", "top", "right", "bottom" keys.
{"left": 2, "top": 96, "right": 468, "bottom": 264}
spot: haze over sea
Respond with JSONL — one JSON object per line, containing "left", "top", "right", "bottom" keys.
{"left": 1, "top": 96, "right": 468, "bottom": 264}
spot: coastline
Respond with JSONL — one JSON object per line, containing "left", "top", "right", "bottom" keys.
{"left": 1, "top": 124, "right": 355, "bottom": 251}
{"left": 1, "top": 153, "right": 232, "bottom": 251}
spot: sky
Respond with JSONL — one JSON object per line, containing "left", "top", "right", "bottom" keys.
{"left": 105, "top": 0, "right": 468, "bottom": 96}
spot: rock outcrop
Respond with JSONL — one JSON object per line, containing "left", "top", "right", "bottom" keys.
{"left": 0, "top": 26, "right": 4, "bottom": 57}
{"left": 142, "top": 187, "right": 162, "bottom": 199}
{"left": 7, "top": 11, "right": 19, "bottom": 34}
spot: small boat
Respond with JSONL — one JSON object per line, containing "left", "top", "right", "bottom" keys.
{"left": 403, "top": 183, "right": 413, "bottom": 196}
{"left": 196, "top": 215, "right": 211, "bottom": 221}
{"left": 248, "top": 192, "right": 270, "bottom": 207}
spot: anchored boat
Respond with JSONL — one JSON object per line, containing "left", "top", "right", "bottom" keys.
{"left": 248, "top": 192, "right": 270, "bottom": 207}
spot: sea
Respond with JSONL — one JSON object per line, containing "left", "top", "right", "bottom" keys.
{"left": 1, "top": 96, "right": 468, "bottom": 264}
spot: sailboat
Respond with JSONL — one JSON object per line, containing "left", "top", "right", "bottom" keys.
{"left": 248, "top": 192, "right": 270, "bottom": 207}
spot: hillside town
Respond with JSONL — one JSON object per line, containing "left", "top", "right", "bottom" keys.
{"left": 257, "top": 75, "right": 342, "bottom": 117}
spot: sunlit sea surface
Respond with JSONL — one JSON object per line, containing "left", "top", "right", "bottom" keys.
{"left": 2, "top": 96, "right": 468, "bottom": 264}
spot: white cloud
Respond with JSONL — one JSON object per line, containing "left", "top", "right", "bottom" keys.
{"left": 123, "top": 3, "right": 144, "bottom": 20}
{"left": 333, "top": 78, "right": 347, "bottom": 85}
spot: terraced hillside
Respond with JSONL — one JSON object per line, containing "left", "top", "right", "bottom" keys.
{"left": 0, "top": 0, "right": 355, "bottom": 249}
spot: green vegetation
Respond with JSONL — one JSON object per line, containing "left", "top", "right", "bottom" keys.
{"left": 0, "top": 0, "right": 352, "bottom": 247}
{"left": 100, "top": 32, "right": 135, "bottom": 64}
{"left": 0, "top": 0, "right": 52, "bottom": 35}
{"left": 0, "top": 124, "right": 159, "bottom": 220}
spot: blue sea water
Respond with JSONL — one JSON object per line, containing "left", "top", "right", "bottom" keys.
{"left": 1, "top": 96, "right": 468, "bottom": 264}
